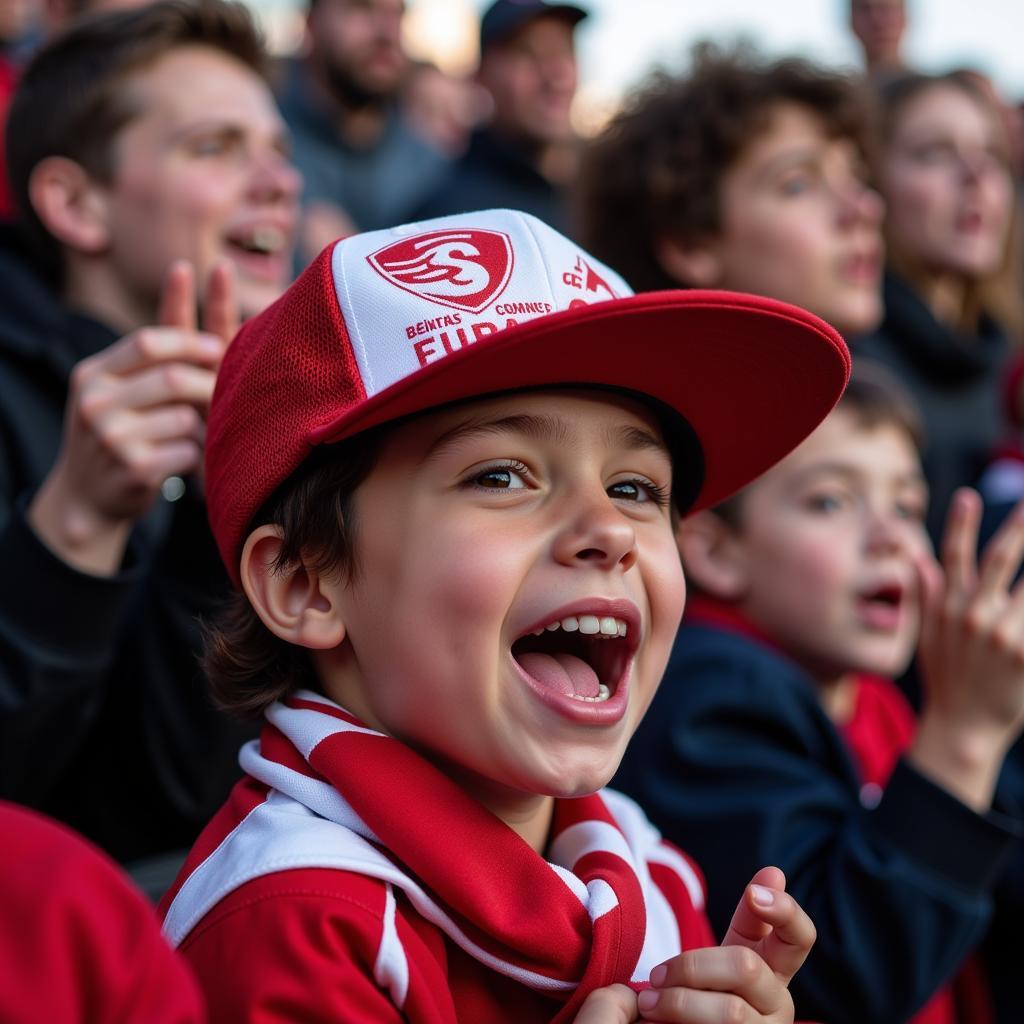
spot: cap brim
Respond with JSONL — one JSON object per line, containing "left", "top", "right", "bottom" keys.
{"left": 309, "top": 289, "right": 850, "bottom": 512}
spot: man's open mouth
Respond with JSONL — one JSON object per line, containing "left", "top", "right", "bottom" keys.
{"left": 510, "top": 615, "right": 632, "bottom": 704}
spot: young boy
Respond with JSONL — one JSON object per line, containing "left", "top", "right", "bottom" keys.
{"left": 615, "top": 366, "right": 1024, "bottom": 1024}
{"left": 159, "top": 208, "right": 840, "bottom": 1021}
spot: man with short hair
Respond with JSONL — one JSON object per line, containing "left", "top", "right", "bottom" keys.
{"left": 412, "top": 0, "right": 585, "bottom": 233}
{"left": 279, "top": 0, "right": 450, "bottom": 264}
{"left": 849, "top": 0, "right": 907, "bottom": 78}
{"left": 0, "top": 0, "right": 300, "bottom": 888}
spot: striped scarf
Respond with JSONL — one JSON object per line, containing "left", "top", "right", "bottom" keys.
{"left": 163, "top": 690, "right": 705, "bottom": 1020}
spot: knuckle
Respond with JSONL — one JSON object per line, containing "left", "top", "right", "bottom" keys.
{"left": 963, "top": 608, "right": 987, "bottom": 636}
{"left": 135, "top": 328, "right": 163, "bottom": 360}
{"left": 722, "top": 993, "right": 751, "bottom": 1024}
{"left": 731, "top": 946, "right": 762, "bottom": 983}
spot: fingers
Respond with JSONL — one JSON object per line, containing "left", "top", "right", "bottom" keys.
{"left": 76, "top": 327, "right": 225, "bottom": 380}
{"left": 572, "top": 984, "right": 639, "bottom": 1024}
{"left": 977, "top": 498, "right": 1024, "bottom": 600}
{"left": 941, "top": 488, "right": 981, "bottom": 598}
{"left": 85, "top": 362, "right": 219, "bottom": 416}
{"left": 158, "top": 259, "right": 198, "bottom": 331}
{"left": 722, "top": 868, "right": 815, "bottom": 985}
{"left": 643, "top": 946, "right": 783, "bottom": 1018}
{"left": 202, "top": 259, "right": 240, "bottom": 345}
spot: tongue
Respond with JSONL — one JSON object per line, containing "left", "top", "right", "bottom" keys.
{"left": 518, "top": 652, "right": 600, "bottom": 699}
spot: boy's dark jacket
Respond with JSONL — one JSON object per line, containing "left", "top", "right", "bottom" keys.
{"left": 0, "top": 224, "right": 253, "bottom": 865}
{"left": 614, "top": 616, "right": 1022, "bottom": 1024}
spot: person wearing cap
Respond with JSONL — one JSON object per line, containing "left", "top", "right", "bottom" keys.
{"left": 410, "top": 0, "right": 584, "bottom": 233}
{"left": 158, "top": 208, "right": 840, "bottom": 1021}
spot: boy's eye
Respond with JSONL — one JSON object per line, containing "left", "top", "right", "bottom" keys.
{"left": 806, "top": 492, "right": 845, "bottom": 513}
{"left": 471, "top": 464, "right": 528, "bottom": 490}
{"left": 608, "top": 478, "right": 669, "bottom": 506}
{"left": 895, "top": 500, "right": 925, "bottom": 522}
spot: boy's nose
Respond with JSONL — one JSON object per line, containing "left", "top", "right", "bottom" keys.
{"left": 552, "top": 498, "right": 638, "bottom": 573}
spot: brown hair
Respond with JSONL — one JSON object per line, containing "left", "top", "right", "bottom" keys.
{"left": 712, "top": 360, "right": 924, "bottom": 529}
{"left": 874, "top": 70, "right": 1023, "bottom": 338}
{"left": 204, "top": 433, "right": 384, "bottom": 717}
{"left": 5, "top": 0, "right": 268, "bottom": 276}
{"left": 575, "top": 45, "right": 874, "bottom": 292}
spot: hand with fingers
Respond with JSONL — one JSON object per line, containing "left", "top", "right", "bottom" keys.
{"left": 634, "top": 867, "right": 815, "bottom": 1023}
{"left": 28, "top": 260, "right": 239, "bottom": 576}
{"left": 910, "top": 487, "right": 1024, "bottom": 811}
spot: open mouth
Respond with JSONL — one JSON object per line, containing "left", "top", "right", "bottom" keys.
{"left": 856, "top": 582, "right": 905, "bottom": 629}
{"left": 511, "top": 615, "right": 631, "bottom": 704}
{"left": 224, "top": 225, "right": 289, "bottom": 258}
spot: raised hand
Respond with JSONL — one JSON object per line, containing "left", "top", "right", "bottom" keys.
{"left": 911, "top": 487, "right": 1024, "bottom": 810}
{"left": 636, "top": 867, "right": 815, "bottom": 1023}
{"left": 29, "top": 260, "right": 238, "bottom": 575}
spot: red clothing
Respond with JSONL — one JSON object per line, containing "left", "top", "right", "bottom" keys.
{"left": 0, "top": 802, "right": 204, "bottom": 1023}
{"left": 162, "top": 691, "right": 715, "bottom": 1022}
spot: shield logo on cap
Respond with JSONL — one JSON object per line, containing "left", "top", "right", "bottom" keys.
{"left": 367, "top": 229, "right": 515, "bottom": 314}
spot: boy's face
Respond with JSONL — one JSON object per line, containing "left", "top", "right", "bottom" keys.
{"left": 95, "top": 44, "right": 301, "bottom": 323}
{"left": 711, "top": 102, "right": 884, "bottom": 336}
{"left": 317, "top": 390, "right": 686, "bottom": 816}
{"left": 725, "top": 408, "right": 929, "bottom": 683}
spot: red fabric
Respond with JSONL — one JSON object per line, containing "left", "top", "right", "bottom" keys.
{"left": 205, "top": 213, "right": 850, "bottom": 584}
{"left": 0, "top": 802, "right": 204, "bottom": 1023}
{"left": 0, "top": 56, "right": 17, "bottom": 219}
{"left": 164, "top": 694, "right": 714, "bottom": 1022}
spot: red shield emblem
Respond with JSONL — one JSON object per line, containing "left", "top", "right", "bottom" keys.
{"left": 366, "top": 229, "right": 514, "bottom": 313}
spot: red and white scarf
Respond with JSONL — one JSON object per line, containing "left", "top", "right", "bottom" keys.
{"left": 163, "top": 690, "right": 706, "bottom": 1020}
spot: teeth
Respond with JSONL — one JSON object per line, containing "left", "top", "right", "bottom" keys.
{"left": 239, "top": 225, "right": 285, "bottom": 254}
{"left": 533, "top": 616, "right": 629, "bottom": 638}
{"left": 569, "top": 683, "right": 612, "bottom": 703}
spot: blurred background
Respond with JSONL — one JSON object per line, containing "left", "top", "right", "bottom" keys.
{"left": 248, "top": 0, "right": 1024, "bottom": 134}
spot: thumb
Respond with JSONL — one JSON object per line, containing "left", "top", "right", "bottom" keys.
{"left": 571, "top": 984, "right": 639, "bottom": 1024}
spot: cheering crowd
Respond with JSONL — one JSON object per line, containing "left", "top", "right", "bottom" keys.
{"left": 0, "top": 0, "right": 1022, "bottom": 1020}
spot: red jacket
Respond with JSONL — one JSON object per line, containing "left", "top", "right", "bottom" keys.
{"left": 162, "top": 692, "right": 715, "bottom": 1022}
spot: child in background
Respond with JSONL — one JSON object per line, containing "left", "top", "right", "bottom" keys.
{"left": 158, "top": 209, "right": 843, "bottom": 1022}
{"left": 615, "top": 365, "right": 1024, "bottom": 1024}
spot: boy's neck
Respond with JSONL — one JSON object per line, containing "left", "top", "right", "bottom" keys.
{"left": 453, "top": 772, "right": 556, "bottom": 854}
{"left": 685, "top": 593, "right": 858, "bottom": 723}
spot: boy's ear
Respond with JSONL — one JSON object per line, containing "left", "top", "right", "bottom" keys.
{"left": 240, "top": 525, "right": 346, "bottom": 650}
{"left": 676, "top": 510, "right": 749, "bottom": 600}
{"left": 28, "top": 156, "right": 111, "bottom": 254}
{"left": 656, "top": 235, "right": 724, "bottom": 289}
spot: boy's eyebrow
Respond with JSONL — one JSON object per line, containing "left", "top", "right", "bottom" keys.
{"left": 425, "top": 414, "right": 670, "bottom": 462}
{"left": 795, "top": 460, "right": 929, "bottom": 489}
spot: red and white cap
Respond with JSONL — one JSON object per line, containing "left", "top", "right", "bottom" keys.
{"left": 206, "top": 209, "right": 850, "bottom": 582}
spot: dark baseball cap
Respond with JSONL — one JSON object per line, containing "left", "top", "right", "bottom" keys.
{"left": 480, "top": 0, "right": 588, "bottom": 51}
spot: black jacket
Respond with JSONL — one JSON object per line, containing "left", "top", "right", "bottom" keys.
{"left": 410, "top": 129, "right": 571, "bottom": 234}
{"left": 615, "top": 621, "right": 1021, "bottom": 1024}
{"left": 0, "top": 225, "right": 253, "bottom": 866}
{"left": 853, "top": 272, "right": 1010, "bottom": 541}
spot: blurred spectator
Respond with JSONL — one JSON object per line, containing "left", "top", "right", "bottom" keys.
{"left": 0, "top": 0, "right": 40, "bottom": 218}
{"left": 577, "top": 46, "right": 883, "bottom": 338}
{"left": 0, "top": 0, "right": 299, "bottom": 891}
{"left": 0, "top": 800, "right": 205, "bottom": 1023}
{"left": 854, "top": 70, "right": 1021, "bottom": 541}
{"left": 42, "top": 0, "right": 154, "bottom": 34}
{"left": 412, "top": 0, "right": 585, "bottom": 233}
{"left": 279, "top": 0, "right": 449, "bottom": 265}
{"left": 401, "top": 59, "right": 485, "bottom": 158}
{"left": 849, "top": 0, "right": 908, "bottom": 79}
